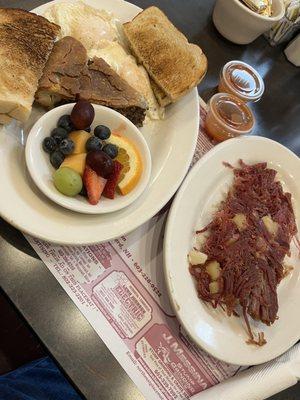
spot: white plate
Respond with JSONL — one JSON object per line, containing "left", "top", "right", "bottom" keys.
{"left": 164, "top": 136, "right": 300, "bottom": 366}
{"left": 0, "top": 0, "right": 199, "bottom": 244}
{"left": 25, "top": 104, "right": 152, "bottom": 214}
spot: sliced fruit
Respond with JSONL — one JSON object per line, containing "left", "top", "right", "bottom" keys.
{"left": 103, "top": 161, "right": 123, "bottom": 199}
{"left": 69, "top": 130, "right": 92, "bottom": 154}
{"left": 83, "top": 166, "right": 107, "bottom": 205}
{"left": 108, "top": 133, "right": 143, "bottom": 195}
{"left": 61, "top": 153, "right": 86, "bottom": 176}
{"left": 53, "top": 167, "right": 82, "bottom": 197}
{"left": 116, "top": 148, "right": 130, "bottom": 182}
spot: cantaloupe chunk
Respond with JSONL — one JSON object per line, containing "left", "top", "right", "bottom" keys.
{"left": 61, "top": 153, "right": 86, "bottom": 176}
{"left": 69, "top": 130, "right": 92, "bottom": 154}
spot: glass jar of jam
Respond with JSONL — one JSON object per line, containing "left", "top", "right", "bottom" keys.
{"left": 219, "top": 61, "right": 264, "bottom": 103}
{"left": 205, "top": 93, "right": 255, "bottom": 142}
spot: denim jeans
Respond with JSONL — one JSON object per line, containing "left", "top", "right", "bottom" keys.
{"left": 0, "top": 357, "right": 83, "bottom": 400}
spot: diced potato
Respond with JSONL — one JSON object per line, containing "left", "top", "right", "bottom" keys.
{"left": 232, "top": 213, "right": 247, "bottom": 231}
{"left": 209, "top": 281, "right": 219, "bottom": 294}
{"left": 226, "top": 232, "right": 240, "bottom": 246}
{"left": 206, "top": 260, "right": 221, "bottom": 281}
{"left": 226, "top": 235, "right": 239, "bottom": 246}
{"left": 195, "top": 233, "right": 207, "bottom": 248}
{"left": 188, "top": 250, "right": 208, "bottom": 266}
{"left": 262, "top": 215, "right": 278, "bottom": 236}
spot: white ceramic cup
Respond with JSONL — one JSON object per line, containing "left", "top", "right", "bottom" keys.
{"left": 284, "top": 34, "right": 300, "bottom": 66}
{"left": 213, "top": 0, "right": 285, "bottom": 44}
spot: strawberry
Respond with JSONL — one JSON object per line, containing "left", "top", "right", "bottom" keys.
{"left": 103, "top": 160, "right": 123, "bottom": 199}
{"left": 83, "top": 166, "right": 107, "bottom": 205}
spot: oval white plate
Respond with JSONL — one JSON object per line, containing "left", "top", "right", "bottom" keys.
{"left": 25, "top": 104, "right": 151, "bottom": 214}
{"left": 164, "top": 136, "right": 300, "bottom": 366}
{"left": 0, "top": 0, "right": 199, "bottom": 244}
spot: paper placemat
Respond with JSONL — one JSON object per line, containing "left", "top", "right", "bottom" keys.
{"left": 25, "top": 100, "right": 299, "bottom": 400}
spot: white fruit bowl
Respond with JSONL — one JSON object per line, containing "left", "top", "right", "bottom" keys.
{"left": 25, "top": 104, "right": 151, "bottom": 214}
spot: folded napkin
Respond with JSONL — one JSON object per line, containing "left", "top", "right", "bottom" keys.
{"left": 191, "top": 343, "right": 300, "bottom": 400}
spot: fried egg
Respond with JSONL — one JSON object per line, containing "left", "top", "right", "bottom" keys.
{"left": 44, "top": 1, "right": 164, "bottom": 121}
{"left": 44, "top": 1, "right": 120, "bottom": 51}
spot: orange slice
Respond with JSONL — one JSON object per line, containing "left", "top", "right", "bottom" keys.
{"left": 108, "top": 133, "right": 143, "bottom": 195}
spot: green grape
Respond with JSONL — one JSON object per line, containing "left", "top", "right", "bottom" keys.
{"left": 53, "top": 167, "right": 82, "bottom": 197}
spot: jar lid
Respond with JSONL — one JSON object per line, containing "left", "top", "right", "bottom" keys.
{"left": 209, "top": 93, "right": 255, "bottom": 134}
{"left": 222, "top": 61, "right": 265, "bottom": 102}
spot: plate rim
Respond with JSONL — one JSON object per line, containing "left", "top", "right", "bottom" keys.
{"left": 163, "top": 135, "right": 300, "bottom": 365}
{"left": 0, "top": 0, "right": 200, "bottom": 245}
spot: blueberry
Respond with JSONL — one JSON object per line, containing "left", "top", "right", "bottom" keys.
{"left": 85, "top": 126, "right": 91, "bottom": 133}
{"left": 86, "top": 136, "right": 102, "bottom": 152}
{"left": 50, "top": 151, "right": 65, "bottom": 169}
{"left": 51, "top": 127, "right": 68, "bottom": 144}
{"left": 79, "top": 185, "right": 87, "bottom": 197}
{"left": 59, "top": 138, "right": 75, "bottom": 155}
{"left": 94, "top": 125, "right": 111, "bottom": 140}
{"left": 57, "top": 115, "right": 74, "bottom": 133}
{"left": 42, "top": 136, "right": 57, "bottom": 153}
{"left": 102, "top": 143, "right": 118, "bottom": 159}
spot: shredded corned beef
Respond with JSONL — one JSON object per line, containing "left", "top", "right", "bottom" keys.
{"left": 190, "top": 160, "right": 297, "bottom": 346}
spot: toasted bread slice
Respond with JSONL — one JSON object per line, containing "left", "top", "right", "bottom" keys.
{"left": 0, "top": 8, "right": 59, "bottom": 124}
{"left": 36, "top": 37, "right": 147, "bottom": 126}
{"left": 149, "top": 79, "right": 171, "bottom": 107}
{"left": 123, "top": 6, "right": 207, "bottom": 105}
{"left": 0, "top": 113, "right": 13, "bottom": 125}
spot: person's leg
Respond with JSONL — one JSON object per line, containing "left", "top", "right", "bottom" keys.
{"left": 0, "top": 357, "right": 83, "bottom": 400}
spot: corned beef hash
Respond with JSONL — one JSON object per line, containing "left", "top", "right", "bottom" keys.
{"left": 189, "top": 160, "right": 298, "bottom": 346}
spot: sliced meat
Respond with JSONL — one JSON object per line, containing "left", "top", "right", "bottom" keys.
{"left": 88, "top": 57, "right": 147, "bottom": 127}
{"left": 35, "top": 36, "right": 147, "bottom": 126}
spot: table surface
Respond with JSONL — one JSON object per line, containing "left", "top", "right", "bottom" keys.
{"left": 0, "top": 0, "right": 299, "bottom": 399}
